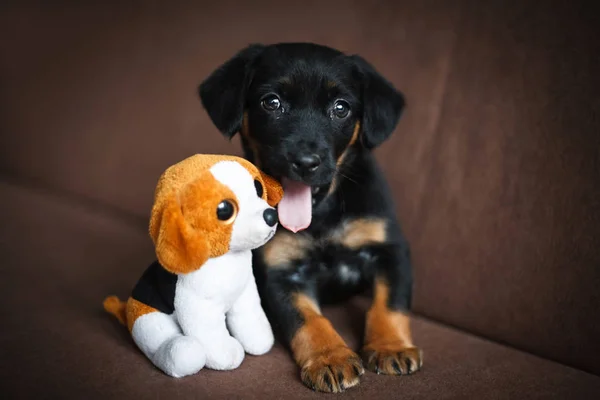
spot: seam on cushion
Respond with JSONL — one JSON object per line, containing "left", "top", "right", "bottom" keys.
{"left": 0, "top": 170, "right": 147, "bottom": 231}
{"left": 412, "top": 309, "right": 600, "bottom": 378}
{"left": 408, "top": 3, "right": 464, "bottom": 242}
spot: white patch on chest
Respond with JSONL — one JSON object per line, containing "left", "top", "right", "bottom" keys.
{"left": 337, "top": 263, "right": 361, "bottom": 285}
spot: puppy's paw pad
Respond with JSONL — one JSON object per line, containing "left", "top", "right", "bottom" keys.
{"left": 362, "top": 345, "right": 422, "bottom": 375}
{"left": 300, "top": 347, "right": 364, "bottom": 393}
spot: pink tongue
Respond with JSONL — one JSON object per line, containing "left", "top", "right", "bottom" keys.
{"left": 278, "top": 178, "right": 312, "bottom": 233}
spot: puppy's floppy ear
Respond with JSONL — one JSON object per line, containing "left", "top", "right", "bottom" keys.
{"left": 350, "top": 55, "right": 405, "bottom": 149}
{"left": 149, "top": 188, "right": 209, "bottom": 275}
{"left": 199, "top": 44, "right": 265, "bottom": 139}
{"left": 259, "top": 171, "right": 284, "bottom": 207}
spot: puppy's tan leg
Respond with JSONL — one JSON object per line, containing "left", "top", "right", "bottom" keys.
{"left": 291, "top": 294, "right": 364, "bottom": 393}
{"left": 361, "top": 280, "right": 422, "bottom": 375}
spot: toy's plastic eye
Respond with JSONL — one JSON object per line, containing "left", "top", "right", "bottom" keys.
{"left": 216, "top": 200, "right": 237, "bottom": 223}
{"left": 254, "top": 179, "right": 264, "bottom": 198}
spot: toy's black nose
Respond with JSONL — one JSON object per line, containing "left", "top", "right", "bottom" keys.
{"left": 292, "top": 153, "right": 321, "bottom": 174}
{"left": 263, "top": 208, "right": 278, "bottom": 227}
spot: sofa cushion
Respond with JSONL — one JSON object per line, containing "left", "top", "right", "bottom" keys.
{"left": 1, "top": 180, "right": 598, "bottom": 399}
{"left": 384, "top": 1, "right": 600, "bottom": 375}
{"left": 2, "top": 0, "right": 599, "bottom": 385}
{"left": 0, "top": 1, "right": 456, "bottom": 218}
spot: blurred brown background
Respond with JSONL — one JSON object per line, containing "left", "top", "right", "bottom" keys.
{"left": 1, "top": 1, "right": 599, "bottom": 398}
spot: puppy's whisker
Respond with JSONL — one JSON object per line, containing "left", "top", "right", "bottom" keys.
{"left": 256, "top": 143, "right": 278, "bottom": 151}
{"left": 340, "top": 162, "right": 365, "bottom": 178}
{"left": 338, "top": 171, "right": 359, "bottom": 185}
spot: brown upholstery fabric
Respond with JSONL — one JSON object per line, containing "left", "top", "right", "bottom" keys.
{"left": 379, "top": 1, "right": 600, "bottom": 374}
{"left": 1, "top": 181, "right": 599, "bottom": 399}
{"left": 0, "top": 1, "right": 460, "bottom": 217}
{"left": 1, "top": 1, "right": 599, "bottom": 397}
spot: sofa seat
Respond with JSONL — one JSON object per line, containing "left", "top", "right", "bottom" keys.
{"left": 2, "top": 179, "right": 599, "bottom": 399}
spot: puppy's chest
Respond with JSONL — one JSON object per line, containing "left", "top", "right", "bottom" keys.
{"left": 312, "top": 234, "right": 376, "bottom": 286}
{"left": 176, "top": 251, "right": 252, "bottom": 306}
{"left": 264, "top": 218, "right": 386, "bottom": 291}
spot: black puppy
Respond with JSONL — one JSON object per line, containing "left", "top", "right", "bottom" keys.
{"left": 199, "top": 43, "right": 421, "bottom": 393}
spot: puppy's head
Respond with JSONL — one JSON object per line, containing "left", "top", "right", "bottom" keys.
{"left": 150, "top": 155, "right": 283, "bottom": 274}
{"left": 199, "top": 43, "right": 404, "bottom": 232}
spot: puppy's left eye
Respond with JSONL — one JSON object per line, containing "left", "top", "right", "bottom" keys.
{"left": 254, "top": 179, "right": 264, "bottom": 198}
{"left": 332, "top": 100, "right": 350, "bottom": 119}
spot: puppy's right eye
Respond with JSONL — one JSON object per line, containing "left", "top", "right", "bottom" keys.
{"left": 261, "top": 94, "right": 281, "bottom": 112}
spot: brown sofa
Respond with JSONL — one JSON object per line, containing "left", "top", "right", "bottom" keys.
{"left": 2, "top": 1, "right": 599, "bottom": 398}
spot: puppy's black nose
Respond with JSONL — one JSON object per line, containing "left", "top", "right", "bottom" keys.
{"left": 292, "top": 154, "right": 321, "bottom": 173}
{"left": 263, "top": 208, "right": 278, "bottom": 227}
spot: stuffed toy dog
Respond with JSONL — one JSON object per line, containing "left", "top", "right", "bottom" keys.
{"left": 103, "top": 154, "right": 283, "bottom": 378}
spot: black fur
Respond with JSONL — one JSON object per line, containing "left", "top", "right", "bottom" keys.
{"left": 199, "top": 42, "right": 412, "bottom": 361}
{"left": 199, "top": 44, "right": 265, "bottom": 138}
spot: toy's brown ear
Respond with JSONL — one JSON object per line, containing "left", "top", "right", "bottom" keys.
{"left": 149, "top": 191, "right": 209, "bottom": 274}
{"left": 260, "top": 171, "right": 284, "bottom": 207}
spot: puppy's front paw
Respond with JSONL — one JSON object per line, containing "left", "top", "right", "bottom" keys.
{"left": 300, "top": 346, "right": 364, "bottom": 393}
{"left": 362, "top": 344, "right": 422, "bottom": 375}
{"left": 204, "top": 336, "right": 245, "bottom": 370}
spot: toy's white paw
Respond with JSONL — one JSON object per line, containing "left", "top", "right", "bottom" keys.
{"left": 204, "top": 336, "right": 245, "bottom": 370}
{"left": 242, "top": 325, "right": 274, "bottom": 356}
{"left": 156, "top": 336, "right": 206, "bottom": 378}
{"left": 227, "top": 307, "right": 275, "bottom": 356}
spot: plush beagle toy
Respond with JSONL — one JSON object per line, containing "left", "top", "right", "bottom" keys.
{"left": 103, "top": 154, "right": 283, "bottom": 378}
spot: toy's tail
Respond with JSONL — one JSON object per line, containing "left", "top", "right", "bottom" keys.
{"left": 103, "top": 296, "right": 127, "bottom": 326}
